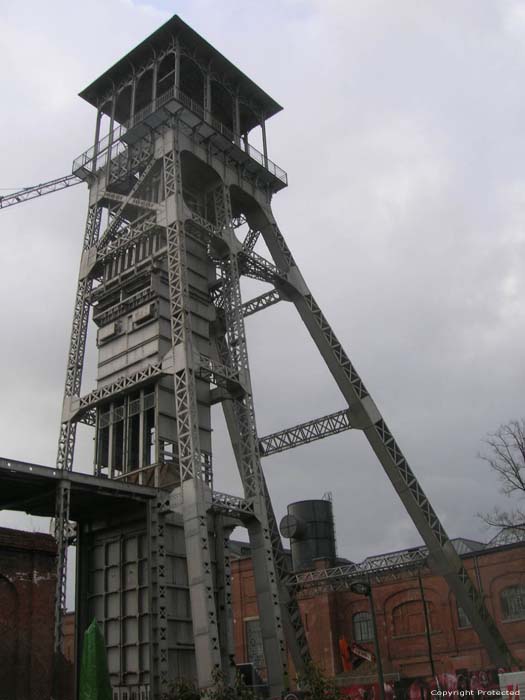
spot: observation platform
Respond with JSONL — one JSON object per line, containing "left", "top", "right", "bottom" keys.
{"left": 73, "top": 14, "right": 288, "bottom": 192}
{"left": 73, "top": 85, "right": 288, "bottom": 193}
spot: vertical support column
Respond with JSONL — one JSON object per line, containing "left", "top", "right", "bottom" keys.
{"left": 108, "top": 404, "right": 115, "bottom": 480}
{"left": 55, "top": 203, "right": 102, "bottom": 654}
{"left": 261, "top": 117, "right": 268, "bottom": 168}
{"left": 53, "top": 480, "right": 71, "bottom": 653}
{"left": 148, "top": 496, "right": 169, "bottom": 696}
{"left": 106, "top": 94, "right": 116, "bottom": 181}
{"left": 233, "top": 95, "right": 241, "bottom": 146}
{"left": 215, "top": 515, "right": 236, "bottom": 683}
{"left": 130, "top": 75, "right": 137, "bottom": 126}
{"left": 204, "top": 69, "right": 212, "bottom": 123}
{"left": 152, "top": 57, "right": 158, "bottom": 103}
{"left": 212, "top": 184, "right": 303, "bottom": 696}
{"left": 174, "top": 39, "right": 181, "bottom": 93}
{"left": 93, "top": 109, "right": 102, "bottom": 173}
{"left": 139, "top": 389, "right": 145, "bottom": 484}
{"left": 163, "top": 132, "right": 222, "bottom": 689}
{"left": 74, "top": 522, "right": 90, "bottom": 700}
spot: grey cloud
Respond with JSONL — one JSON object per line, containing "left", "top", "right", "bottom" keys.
{"left": 1, "top": 0, "right": 524, "bottom": 585}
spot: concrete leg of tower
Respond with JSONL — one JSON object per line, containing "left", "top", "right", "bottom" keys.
{"left": 170, "top": 479, "right": 221, "bottom": 689}
{"left": 247, "top": 516, "right": 290, "bottom": 695}
{"left": 214, "top": 514, "right": 237, "bottom": 684}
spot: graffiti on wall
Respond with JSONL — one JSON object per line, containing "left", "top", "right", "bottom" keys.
{"left": 340, "top": 669, "right": 505, "bottom": 700}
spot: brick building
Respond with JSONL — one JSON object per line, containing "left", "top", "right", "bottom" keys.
{"left": 0, "top": 526, "right": 57, "bottom": 700}
{"left": 231, "top": 536, "right": 525, "bottom": 695}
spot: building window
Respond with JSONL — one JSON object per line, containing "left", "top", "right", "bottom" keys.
{"left": 456, "top": 603, "right": 471, "bottom": 629}
{"left": 353, "top": 611, "right": 374, "bottom": 642}
{"left": 501, "top": 585, "right": 525, "bottom": 621}
{"left": 245, "top": 619, "right": 265, "bottom": 670}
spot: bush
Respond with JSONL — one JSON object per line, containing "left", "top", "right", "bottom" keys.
{"left": 296, "top": 662, "right": 343, "bottom": 700}
{"left": 161, "top": 668, "right": 258, "bottom": 700}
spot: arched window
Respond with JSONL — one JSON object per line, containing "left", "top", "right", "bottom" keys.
{"left": 353, "top": 611, "right": 374, "bottom": 642}
{"left": 501, "top": 585, "right": 525, "bottom": 620}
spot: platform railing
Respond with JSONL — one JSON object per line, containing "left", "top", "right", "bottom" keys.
{"left": 73, "top": 86, "right": 287, "bottom": 185}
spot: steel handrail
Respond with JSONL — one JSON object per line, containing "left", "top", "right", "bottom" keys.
{"left": 73, "top": 86, "right": 287, "bottom": 184}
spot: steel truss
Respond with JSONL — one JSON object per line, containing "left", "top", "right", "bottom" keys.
{"left": 212, "top": 189, "right": 301, "bottom": 694}
{"left": 259, "top": 408, "right": 353, "bottom": 456}
{"left": 0, "top": 173, "right": 81, "bottom": 209}
{"left": 252, "top": 211, "right": 517, "bottom": 668}
{"left": 291, "top": 546, "right": 429, "bottom": 594}
{"left": 163, "top": 141, "right": 222, "bottom": 687}
{"left": 54, "top": 202, "right": 103, "bottom": 652}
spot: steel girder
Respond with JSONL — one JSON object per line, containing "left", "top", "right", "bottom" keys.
{"left": 0, "top": 174, "right": 82, "bottom": 209}
{"left": 147, "top": 494, "right": 170, "bottom": 699}
{"left": 259, "top": 408, "right": 353, "bottom": 456}
{"left": 292, "top": 547, "right": 429, "bottom": 593}
{"left": 212, "top": 187, "right": 302, "bottom": 695}
{"left": 163, "top": 143, "right": 222, "bottom": 688}
{"left": 216, "top": 373, "right": 311, "bottom": 682}
{"left": 253, "top": 212, "right": 517, "bottom": 669}
{"left": 54, "top": 203, "right": 102, "bottom": 653}
{"left": 242, "top": 289, "right": 281, "bottom": 318}
{"left": 210, "top": 185, "right": 312, "bottom": 689}
{"left": 214, "top": 515, "right": 236, "bottom": 683}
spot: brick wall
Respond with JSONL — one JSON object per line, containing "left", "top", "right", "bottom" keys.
{"left": 231, "top": 542, "right": 525, "bottom": 684}
{"left": 0, "top": 526, "right": 56, "bottom": 700}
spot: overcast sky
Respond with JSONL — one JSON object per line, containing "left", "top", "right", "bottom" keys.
{"left": 1, "top": 0, "right": 525, "bottom": 592}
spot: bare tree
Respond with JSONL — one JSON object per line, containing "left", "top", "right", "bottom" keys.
{"left": 478, "top": 419, "right": 525, "bottom": 533}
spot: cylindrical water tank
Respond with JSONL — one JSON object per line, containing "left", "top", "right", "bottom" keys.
{"left": 279, "top": 499, "right": 336, "bottom": 572}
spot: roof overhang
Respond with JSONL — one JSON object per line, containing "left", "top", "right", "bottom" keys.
{"left": 79, "top": 15, "right": 282, "bottom": 122}
{"left": 0, "top": 457, "right": 157, "bottom": 521}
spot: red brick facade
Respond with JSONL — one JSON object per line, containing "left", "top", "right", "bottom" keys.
{"left": 231, "top": 542, "right": 525, "bottom": 687}
{"left": 0, "top": 526, "right": 57, "bottom": 700}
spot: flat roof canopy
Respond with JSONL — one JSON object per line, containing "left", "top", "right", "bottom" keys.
{"left": 79, "top": 15, "right": 282, "bottom": 121}
{"left": 0, "top": 457, "right": 157, "bottom": 521}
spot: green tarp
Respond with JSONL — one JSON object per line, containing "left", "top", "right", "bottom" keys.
{"left": 79, "top": 618, "right": 112, "bottom": 700}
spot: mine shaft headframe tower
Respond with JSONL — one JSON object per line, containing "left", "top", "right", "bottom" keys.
{"left": 55, "top": 15, "right": 301, "bottom": 697}
{"left": 54, "top": 13, "right": 516, "bottom": 697}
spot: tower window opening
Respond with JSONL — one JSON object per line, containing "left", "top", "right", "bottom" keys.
{"left": 157, "top": 53, "right": 175, "bottom": 97}
{"left": 144, "top": 406, "right": 155, "bottom": 467}
{"left": 179, "top": 55, "right": 204, "bottom": 108}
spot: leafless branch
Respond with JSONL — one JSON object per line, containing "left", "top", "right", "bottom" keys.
{"left": 478, "top": 419, "right": 525, "bottom": 532}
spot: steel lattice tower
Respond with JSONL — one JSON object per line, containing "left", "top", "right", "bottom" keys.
{"left": 50, "top": 14, "right": 517, "bottom": 699}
